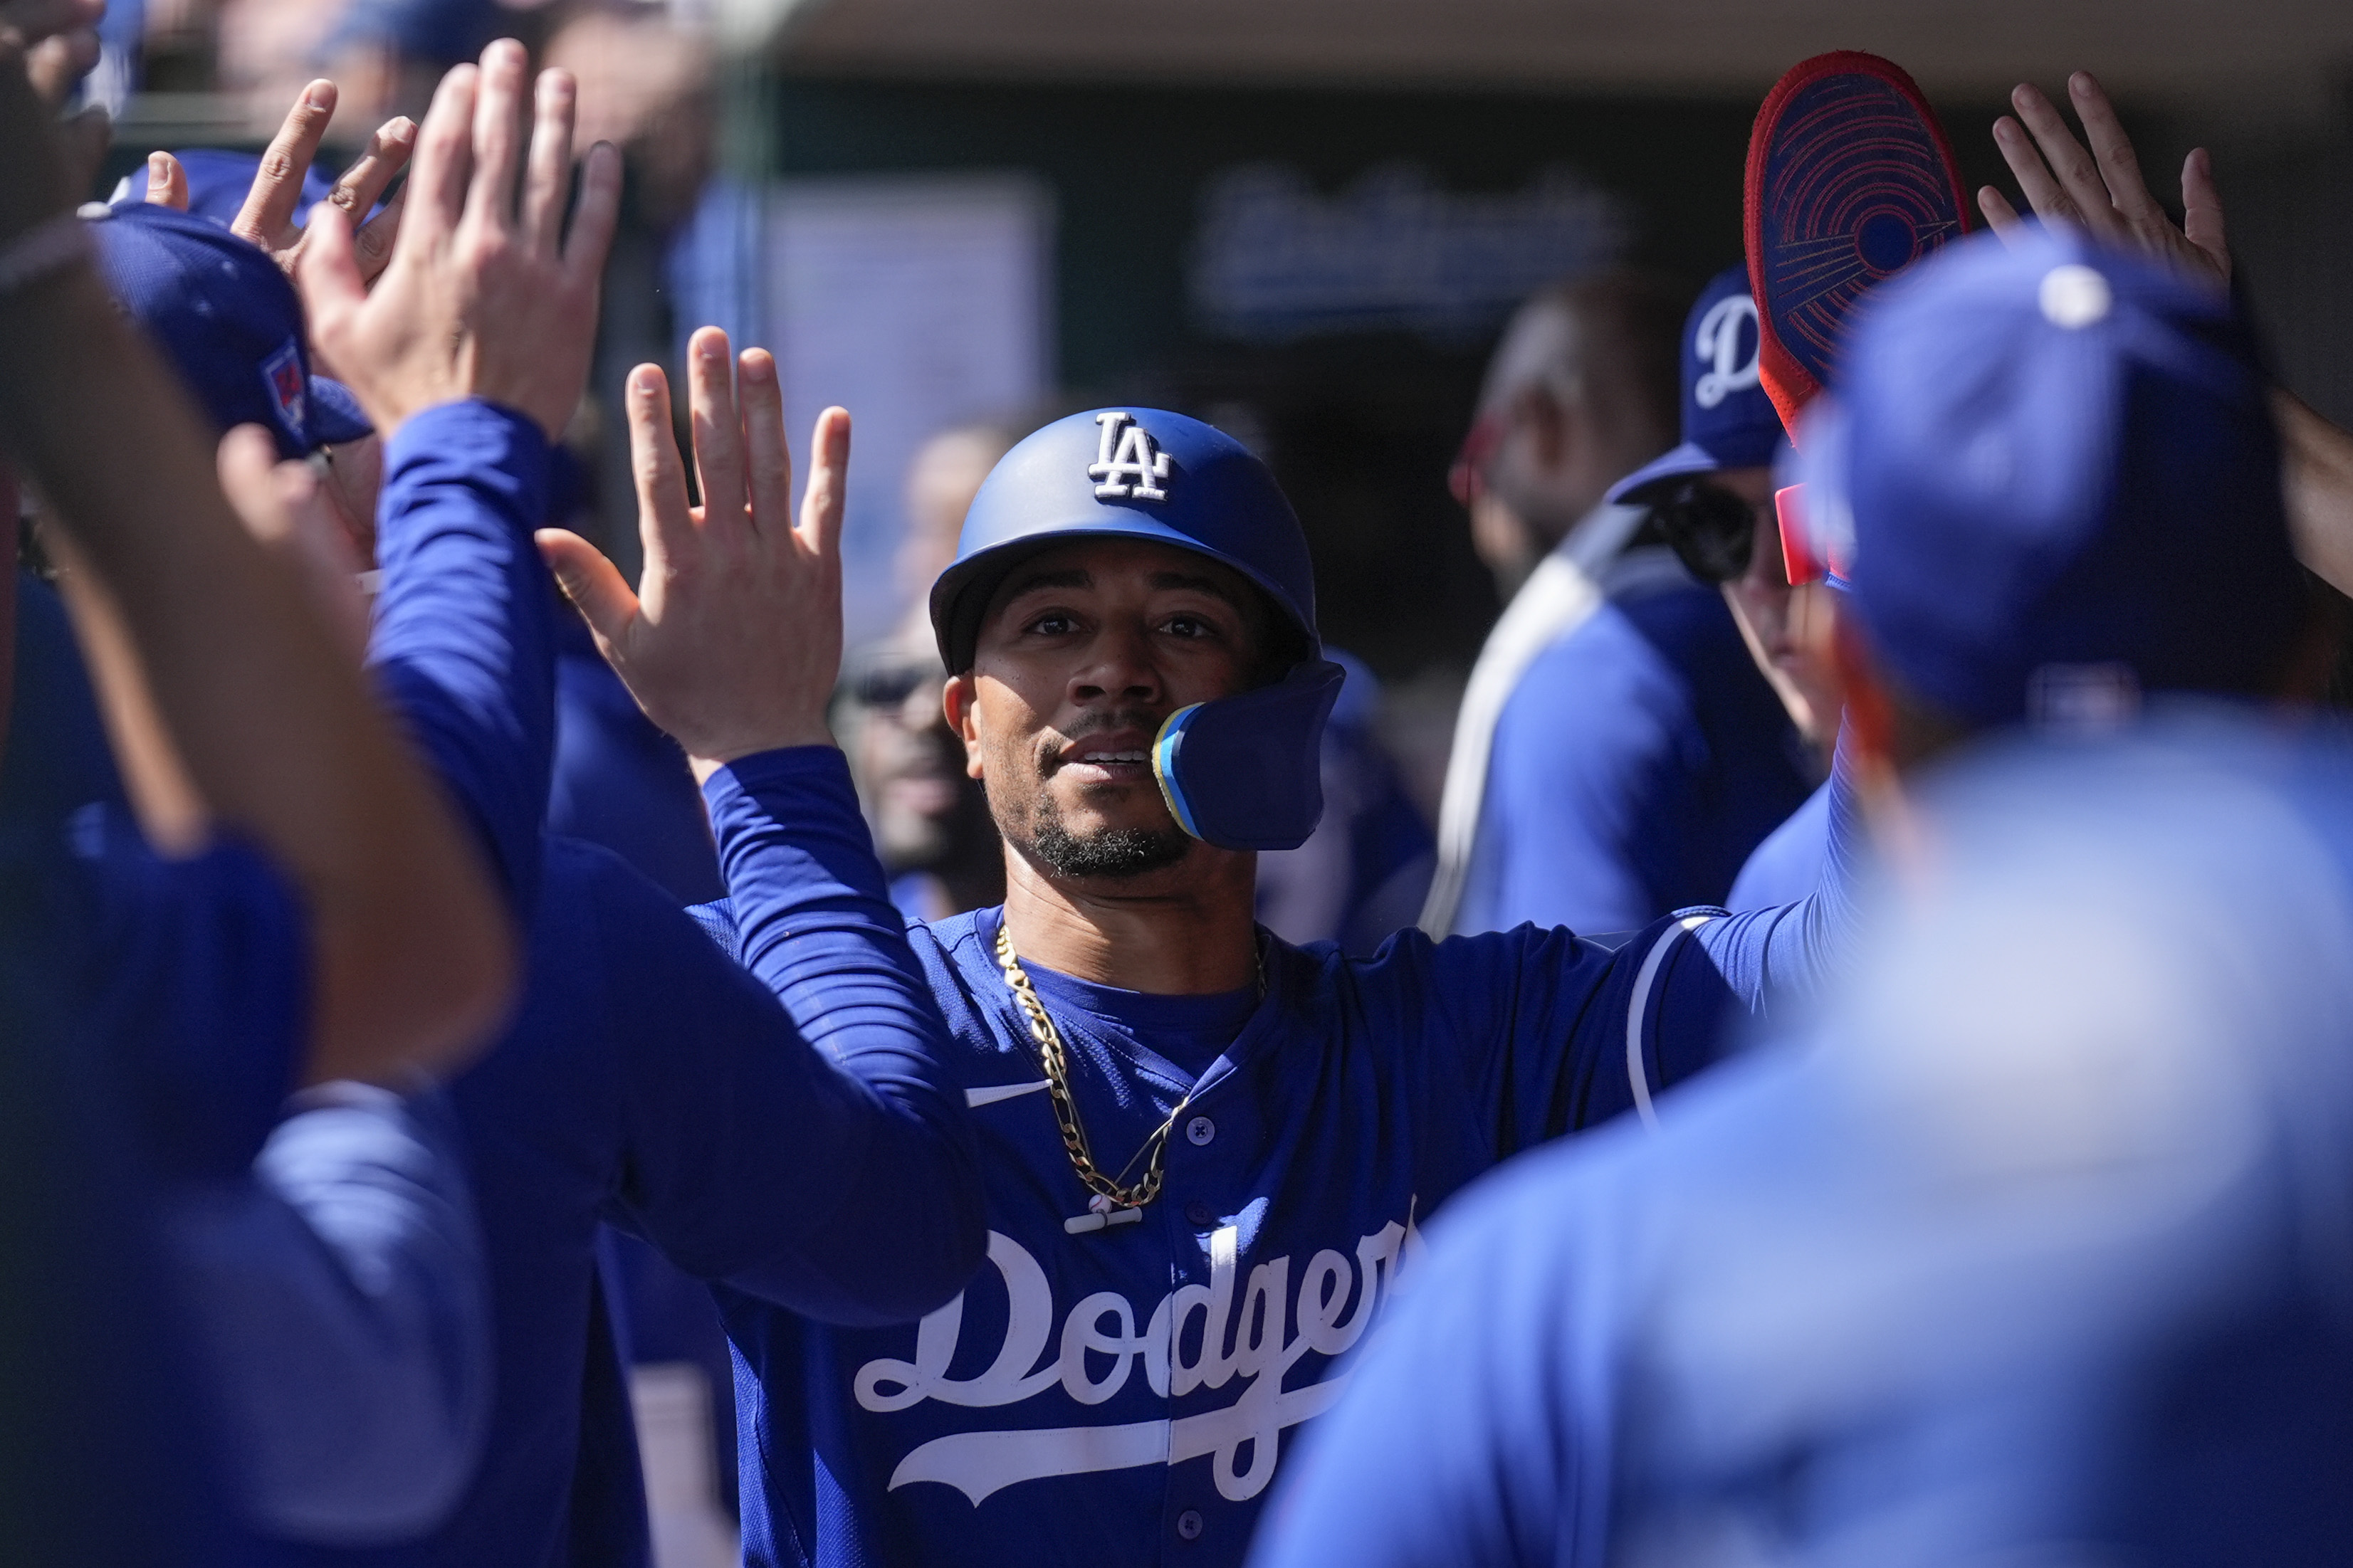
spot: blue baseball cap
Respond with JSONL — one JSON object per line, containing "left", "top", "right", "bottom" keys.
{"left": 1805, "top": 226, "right": 2305, "bottom": 727}
{"left": 87, "top": 201, "right": 372, "bottom": 459}
{"left": 930, "top": 408, "right": 1319, "bottom": 674}
{"left": 1608, "top": 263, "right": 1786, "bottom": 506}
{"left": 114, "top": 149, "right": 335, "bottom": 228}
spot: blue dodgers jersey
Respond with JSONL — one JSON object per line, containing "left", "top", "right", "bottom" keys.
{"left": 700, "top": 900, "right": 1748, "bottom": 1567}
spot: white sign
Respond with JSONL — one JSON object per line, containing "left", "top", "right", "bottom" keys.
{"left": 767, "top": 175, "right": 1054, "bottom": 645}
{"left": 1192, "top": 162, "right": 1629, "bottom": 342}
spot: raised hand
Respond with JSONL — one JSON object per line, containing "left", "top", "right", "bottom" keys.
{"left": 145, "top": 80, "right": 419, "bottom": 284}
{"left": 1979, "top": 70, "right": 2230, "bottom": 288}
{"left": 538, "top": 325, "right": 849, "bottom": 773}
{"left": 295, "top": 39, "right": 622, "bottom": 441}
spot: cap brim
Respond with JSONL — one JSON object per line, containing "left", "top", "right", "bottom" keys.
{"left": 1605, "top": 441, "right": 1724, "bottom": 507}
{"left": 309, "top": 377, "right": 374, "bottom": 446}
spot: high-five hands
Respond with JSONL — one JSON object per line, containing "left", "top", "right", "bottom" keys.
{"left": 538, "top": 325, "right": 850, "bottom": 777}
{"left": 146, "top": 80, "right": 416, "bottom": 285}
{"left": 295, "top": 39, "right": 621, "bottom": 441}
{"left": 1979, "top": 70, "right": 2230, "bottom": 289}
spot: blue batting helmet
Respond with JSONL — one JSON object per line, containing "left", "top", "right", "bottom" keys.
{"left": 927, "top": 407, "right": 1343, "bottom": 853}
{"left": 928, "top": 408, "right": 1319, "bottom": 674}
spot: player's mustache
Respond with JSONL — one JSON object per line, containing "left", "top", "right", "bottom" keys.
{"left": 1035, "top": 708, "right": 1169, "bottom": 775}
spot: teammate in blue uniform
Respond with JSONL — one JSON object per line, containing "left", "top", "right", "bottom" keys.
{"left": 547, "top": 356, "right": 1862, "bottom": 1560}
{"left": 0, "top": 33, "right": 519, "bottom": 1553}
{"left": 1601, "top": 265, "right": 1841, "bottom": 914}
{"left": 268, "top": 49, "right": 988, "bottom": 1567}
{"left": 1247, "top": 226, "right": 2341, "bottom": 1568}
{"left": 1431, "top": 273, "right": 1811, "bottom": 937}
{"left": 21, "top": 46, "right": 986, "bottom": 1564}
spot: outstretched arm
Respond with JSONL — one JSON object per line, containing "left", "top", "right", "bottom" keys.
{"left": 1976, "top": 70, "right": 2353, "bottom": 601}
{"left": 0, "top": 40, "right": 513, "bottom": 1088}
{"left": 298, "top": 42, "right": 622, "bottom": 919}
{"left": 543, "top": 326, "right": 984, "bottom": 1315}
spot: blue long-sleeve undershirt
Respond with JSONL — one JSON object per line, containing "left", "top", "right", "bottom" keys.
{"left": 688, "top": 747, "right": 987, "bottom": 1322}
{"left": 367, "top": 400, "right": 555, "bottom": 917}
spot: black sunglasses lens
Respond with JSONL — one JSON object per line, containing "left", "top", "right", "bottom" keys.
{"left": 855, "top": 665, "right": 931, "bottom": 707}
{"left": 1653, "top": 483, "right": 1756, "bottom": 584}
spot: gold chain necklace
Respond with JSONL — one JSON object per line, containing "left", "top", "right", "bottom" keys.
{"left": 994, "top": 922, "right": 1262, "bottom": 1236}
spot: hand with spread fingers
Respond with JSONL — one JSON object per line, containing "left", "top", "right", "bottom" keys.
{"left": 538, "top": 325, "right": 850, "bottom": 774}
{"left": 295, "top": 38, "right": 622, "bottom": 441}
{"left": 147, "top": 80, "right": 416, "bottom": 285}
{"left": 1980, "top": 70, "right": 2230, "bottom": 288}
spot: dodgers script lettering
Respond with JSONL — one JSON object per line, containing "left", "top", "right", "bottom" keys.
{"left": 854, "top": 1206, "right": 1422, "bottom": 1505}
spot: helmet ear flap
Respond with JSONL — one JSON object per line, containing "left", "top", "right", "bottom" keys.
{"left": 1151, "top": 661, "right": 1347, "bottom": 852}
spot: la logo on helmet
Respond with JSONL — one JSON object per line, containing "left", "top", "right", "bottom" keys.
{"left": 1088, "top": 411, "right": 1173, "bottom": 502}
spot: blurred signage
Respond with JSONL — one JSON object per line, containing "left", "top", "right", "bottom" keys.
{"left": 1191, "top": 162, "right": 1629, "bottom": 342}
{"left": 767, "top": 174, "right": 1055, "bottom": 646}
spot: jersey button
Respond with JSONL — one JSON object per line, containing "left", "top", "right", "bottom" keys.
{"left": 1176, "top": 1509, "right": 1205, "bottom": 1541}
{"left": 1183, "top": 1200, "right": 1216, "bottom": 1230}
{"left": 1185, "top": 1115, "right": 1215, "bottom": 1146}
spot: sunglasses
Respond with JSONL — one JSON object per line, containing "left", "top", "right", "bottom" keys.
{"left": 848, "top": 660, "right": 940, "bottom": 710}
{"left": 1650, "top": 479, "right": 1764, "bottom": 585}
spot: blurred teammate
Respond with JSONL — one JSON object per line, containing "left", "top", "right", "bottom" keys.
{"left": 61, "top": 193, "right": 511, "bottom": 1547}
{"left": 1604, "top": 264, "right": 1841, "bottom": 912}
{"left": 1249, "top": 226, "right": 2339, "bottom": 1568}
{"left": 550, "top": 359, "right": 1862, "bottom": 1561}
{"left": 0, "top": 21, "right": 517, "bottom": 1554}
{"left": 37, "top": 43, "right": 989, "bottom": 1566}
{"left": 1427, "top": 271, "right": 1810, "bottom": 936}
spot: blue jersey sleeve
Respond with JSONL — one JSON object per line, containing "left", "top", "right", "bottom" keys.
{"left": 161, "top": 1082, "right": 491, "bottom": 1547}
{"left": 1686, "top": 729, "right": 1867, "bottom": 1016}
{"left": 368, "top": 400, "right": 556, "bottom": 915}
{"left": 1726, "top": 779, "right": 1832, "bottom": 912}
{"left": 581, "top": 755, "right": 983, "bottom": 1322}
{"left": 1395, "top": 907, "right": 1734, "bottom": 1162}
{"left": 65, "top": 806, "right": 309, "bottom": 1181}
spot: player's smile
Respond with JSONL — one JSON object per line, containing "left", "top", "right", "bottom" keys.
{"left": 1046, "top": 725, "right": 1160, "bottom": 788}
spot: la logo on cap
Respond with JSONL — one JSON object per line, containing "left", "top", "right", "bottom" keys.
{"left": 1694, "top": 293, "right": 1761, "bottom": 409}
{"left": 1088, "top": 411, "right": 1172, "bottom": 502}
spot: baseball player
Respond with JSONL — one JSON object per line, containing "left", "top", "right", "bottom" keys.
{"left": 273, "top": 47, "right": 992, "bottom": 1567}
{"left": 1602, "top": 263, "right": 1841, "bottom": 913}
{"left": 16, "top": 43, "right": 991, "bottom": 1564}
{"left": 550, "top": 354, "right": 1862, "bottom": 1562}
{"left": 1247, "top": 226, "right": 2340, "bottom": 1568}
{"left": 0, "top": 29, "right": 516, "bottom": 1555}
{"left": 1425, "top": 273, "right": 1812, "bottom": 937}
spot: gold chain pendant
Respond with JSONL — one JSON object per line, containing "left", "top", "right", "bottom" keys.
{"left": 993, "top": 922, "right": 1263, "bottom": 1236}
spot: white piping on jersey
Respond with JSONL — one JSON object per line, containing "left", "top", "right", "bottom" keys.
{"left": 966, "top": 1080, "right": 1052, "bottom": 1109}
{"left": 1626, "top": 915, "right": 1714, "bottom": 1132}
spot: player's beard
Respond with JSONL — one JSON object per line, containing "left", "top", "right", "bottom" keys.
{"left": 1006, "top": 710, "right": 1194, "bottom": 880}
{"left": 1025, "top": 794, "right": 1193, "bottom": 879}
